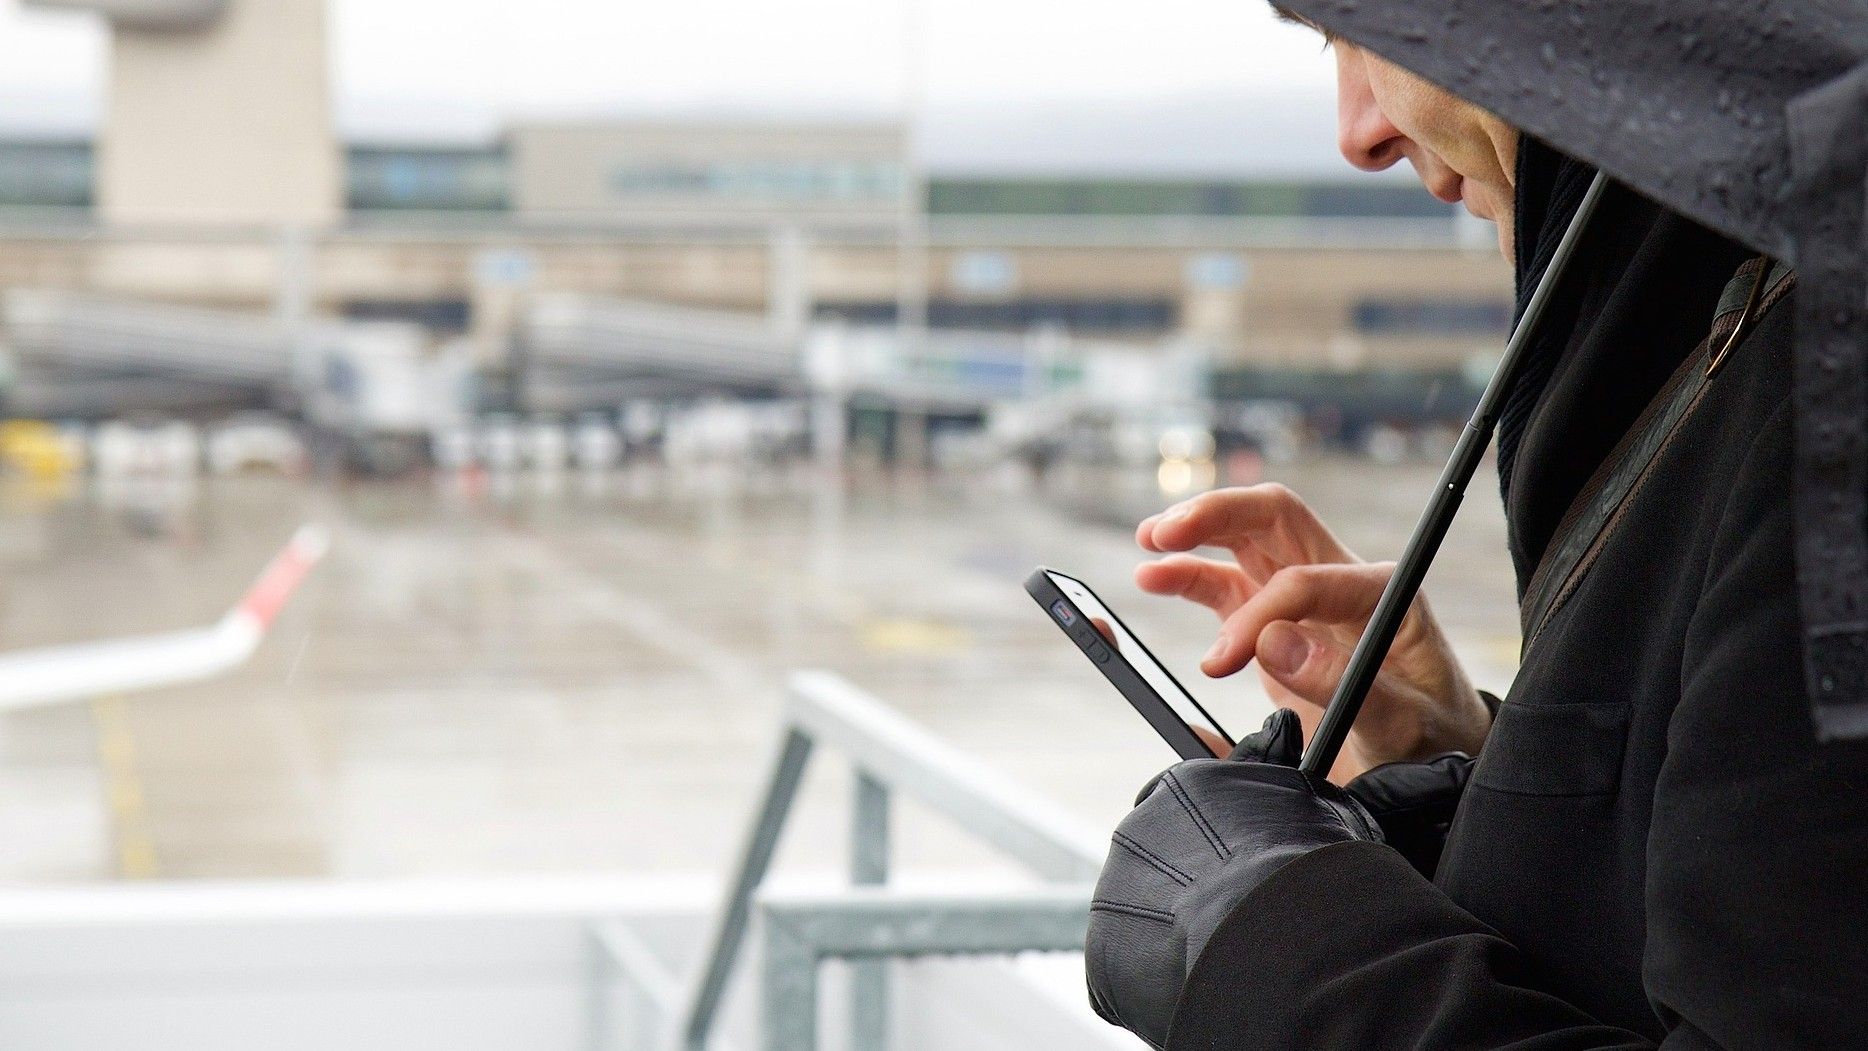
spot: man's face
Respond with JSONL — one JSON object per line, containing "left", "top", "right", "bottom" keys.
{"left": 1331, "top": 42, "right": 1521, "bottom": 262}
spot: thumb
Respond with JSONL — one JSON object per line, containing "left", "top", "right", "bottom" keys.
{"left": 1230, "top": 707, "right": 1304, "bottom": 766}
{"left": 1255, "top": 620, "right": 1349, "bottom": 709}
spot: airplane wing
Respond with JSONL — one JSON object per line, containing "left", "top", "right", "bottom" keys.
{"left": 0, "top": 524, "right": 329, "bottom": 711}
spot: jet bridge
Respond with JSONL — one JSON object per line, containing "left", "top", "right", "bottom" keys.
{"left": 519, "top": 292, "right": 1146, "bottom": 417}
{"left": 519, "top": 294, "right": 807, "bottom": 411}
{"left": 2, "top": 289, "right": 296, "bottom": 416}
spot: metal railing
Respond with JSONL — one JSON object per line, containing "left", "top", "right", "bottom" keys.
{"left": 589, "top": 918, "right": 687, "bottom": 1051}
{"left": 601, "top": 669, "right": 1107, "bottom": 1051}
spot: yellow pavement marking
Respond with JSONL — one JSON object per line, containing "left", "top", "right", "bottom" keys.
{"left": 859, "top": 617, "right": 971, "bottom": 654}
{"left": 90, "top": 696, "right": 159, "bottom": 880}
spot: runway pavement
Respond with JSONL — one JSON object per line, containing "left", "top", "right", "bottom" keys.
{"left": 0, "top": 459, "right": 1520, "bottom": 883}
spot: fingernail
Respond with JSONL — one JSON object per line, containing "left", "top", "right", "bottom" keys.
{"left": 1159, "top": 502, "right": 1192, "bottom": 525}
{"left": 1260, "top": 629, "right": 1310, "bottom": 677}
{"left": 1202, "top": 636, "right": 1230, "bottom": 666}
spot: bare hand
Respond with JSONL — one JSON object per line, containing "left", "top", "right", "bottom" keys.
{"left": 1135, "top": 484, "right": 1490, "bottom": 782}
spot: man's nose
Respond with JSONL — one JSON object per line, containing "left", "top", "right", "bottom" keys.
{"left": 1336, "top": 49, "right": 1406, "bottom": 172}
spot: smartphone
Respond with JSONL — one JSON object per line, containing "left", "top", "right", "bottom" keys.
{"left": 1025, "top": 567, "right": 1233, "bottom": 760}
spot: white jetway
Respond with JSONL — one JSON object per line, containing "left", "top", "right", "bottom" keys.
{"left": 3, "top": 290, "right": 293, "bottom": 387}
{"left": 523, "top": 295, "right": 805, "bottom": 391}
{"left": 23, "top": 0, "right": 226, "bottom": 28}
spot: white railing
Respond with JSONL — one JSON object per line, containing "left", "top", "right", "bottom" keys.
{"left": 670, "top": 670, "right": 1112, "bottom": 1051}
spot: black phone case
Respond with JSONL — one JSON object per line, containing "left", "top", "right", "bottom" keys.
{"left": 1024, "top": 567, "right": 1229, "bottom": 760}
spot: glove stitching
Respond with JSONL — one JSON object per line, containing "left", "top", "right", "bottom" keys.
{"left": 1321, "top": 799, "right": 1357, "bottom": 840}
{"left": 1297, "top": 769, "right": 1379, "bottom": 840}
{"left": 1111, "top": 830, "right": 1195, "bottom": 885}
{"left": 1328, "top": 795, "right": 1379, "bottom": 841}
{"left": 1161, "top": 771, "right": 1231, "bottom": 859}
{"left": 1089, "top": 898, "right": 1176, "bottom": 924}
{"left": 1299, "top": 772, "right": 1372, "bottom": 840}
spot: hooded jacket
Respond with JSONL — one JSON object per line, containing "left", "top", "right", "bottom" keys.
{"left": 1164, "top": 142, "right": 1868, "bottom": 1049}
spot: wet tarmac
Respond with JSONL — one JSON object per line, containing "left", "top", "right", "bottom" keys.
{"left": 0, "top": 459, "right": 1519, "bottom": 883}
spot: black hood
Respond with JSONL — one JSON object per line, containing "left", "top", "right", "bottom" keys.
{"left": 1496, "top": 138, "right": 1751, "bottom": 595}
{"left": 1275, "top": 0, "right": 1868, "bottom": 739}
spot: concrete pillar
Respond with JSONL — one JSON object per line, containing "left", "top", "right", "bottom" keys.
{"left": 805, "top": 325, "right": 851, "bottom": 472}
{"left": 768, "top": 224, "right": 812, "bottom": 339}
{"left": 94, "top": 0, "right": 341, "bottom": 228}
{"left": 892, "top": 407, "right": 927, "bottom": 470}
{"left": 468, "top": 247, "right": 540, "bottom": 411}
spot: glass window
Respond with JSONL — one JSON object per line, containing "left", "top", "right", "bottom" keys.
{"left": 347, "top": 147, "right": 509, "bottom": 211}
{"left": 0, "top": 140, "right": 93, "bottom": 207}
{"left": 608, "top": 161, "right": 902, "bottom": 202}
{"left": 1352, "top": 298, "right": 1512, "bottom": 335}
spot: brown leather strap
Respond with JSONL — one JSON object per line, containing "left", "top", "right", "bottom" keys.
{"left": 1519, "top": 257, "right": 1796, "bottom": 653}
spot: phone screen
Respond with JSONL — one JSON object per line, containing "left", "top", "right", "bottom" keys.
{"left": 1046, "top": 570, "right": 1231, "bottom": 749}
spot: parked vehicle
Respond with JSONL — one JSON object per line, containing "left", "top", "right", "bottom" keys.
{"left": 92, "top": 418, "right": 200, "bottom": 477}
{"left": 0, "top": 420, "right": 81, "bottom": 480}
{"left": 571, "top": 413, "right": 622, "bottom": 471}
{"left": 430, "top": 425, "right": 476, "bottom": 471}
{"left": 476, "top": 413, "right": 523, "bottom": 472}
{"left": 205, "top": 413, "right": 307, "bottom": 475}
{"left": 523, "top": 416, "right": 569, "bottom": 471}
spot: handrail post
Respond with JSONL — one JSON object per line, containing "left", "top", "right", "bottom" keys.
{"left": 756, "top": 887, "right": 1097, "bottom": 1050}
{"left": 849, "top": 772, "right": 890, "bottom": 1050}
{"left": 586, "top": 926, "right": 615, "bottom": 1051}
{"left": 680, "top": 727, "right": 815, "bottom": 1051}
{"left": 761, "top": 911, "right": 818, "bottom": 1051}
{"left": 588, "top": 921, "right": 683, "bottom": 1051}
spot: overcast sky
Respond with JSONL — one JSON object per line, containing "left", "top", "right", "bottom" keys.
{"left": 0, "top": 0, "right": 1361, "bottom": 175}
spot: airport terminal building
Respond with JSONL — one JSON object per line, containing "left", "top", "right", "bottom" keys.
{"left": 0, "top": 120, "right": 1510, "bottom": 378}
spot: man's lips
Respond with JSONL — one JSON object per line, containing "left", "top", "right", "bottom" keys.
{"left": 1428, "top": 175, "right": 1464, "bottom": 204}
{"left": 1427, "top": 175, "right": 1497, "bottom": 222}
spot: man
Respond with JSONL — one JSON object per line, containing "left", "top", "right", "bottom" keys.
{"left": 1085, "top": 15, "right": 1868, "bottom": 1050}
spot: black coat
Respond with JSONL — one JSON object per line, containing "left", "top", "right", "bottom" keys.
{"left": 1166, "top": 173, "right": 1868, "bottom": 1047}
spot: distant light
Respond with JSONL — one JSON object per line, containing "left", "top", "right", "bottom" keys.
{"left": 1158, "top": 427, "right": 1215, "bottom": 461}
{"left": 475, "top": 249, "right": 538, "bottom": 287}
{"left": 1186, "top": 252, "right": 1249, "bottom": 291}
{"left": 1158, "top": 459, "right": 1193, "bottom": 495}
{"left": 951, "top": 252, "right": 1017, "bottom": 295}
{"left": 1159, "top": 429, "right": 1193, "bottom": 460}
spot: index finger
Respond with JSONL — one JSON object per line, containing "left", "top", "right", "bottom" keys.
{"left": 1141, "top": 485, "right": 1354, "bottom": 568}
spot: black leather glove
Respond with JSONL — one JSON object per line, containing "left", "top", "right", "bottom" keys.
{"left": 1344, "top": 752, "right": 1474, "bottom": 880}
{"left": 1085, "top": 709, "right": 1382, "bottom": 1049}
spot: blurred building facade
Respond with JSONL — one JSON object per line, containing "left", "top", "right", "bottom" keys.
{"left": 26, "top": 0, "right": 340, "bottom": 227}
{"left": 509, "top": 121, "right": 908, "bottom": 229}
{"left": 0, "top": 127, "right": 1510, "bottom": 373}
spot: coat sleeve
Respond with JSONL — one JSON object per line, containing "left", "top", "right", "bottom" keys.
{"left": 1167, "top": 396, "right": 1868, "bottom": 1050}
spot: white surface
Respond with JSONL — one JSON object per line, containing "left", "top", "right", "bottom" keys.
{"left": 0, "top": 876, "right": 708, "bottom": 1051}
{"left": 0, "top": 875, "right": 1138, "bottom": 1051}
{"left": 0, "top": 524, "right": 325, "bottom": 710}
{"left": 897, "top": 955, "right": 1146, "bottom": 1051}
